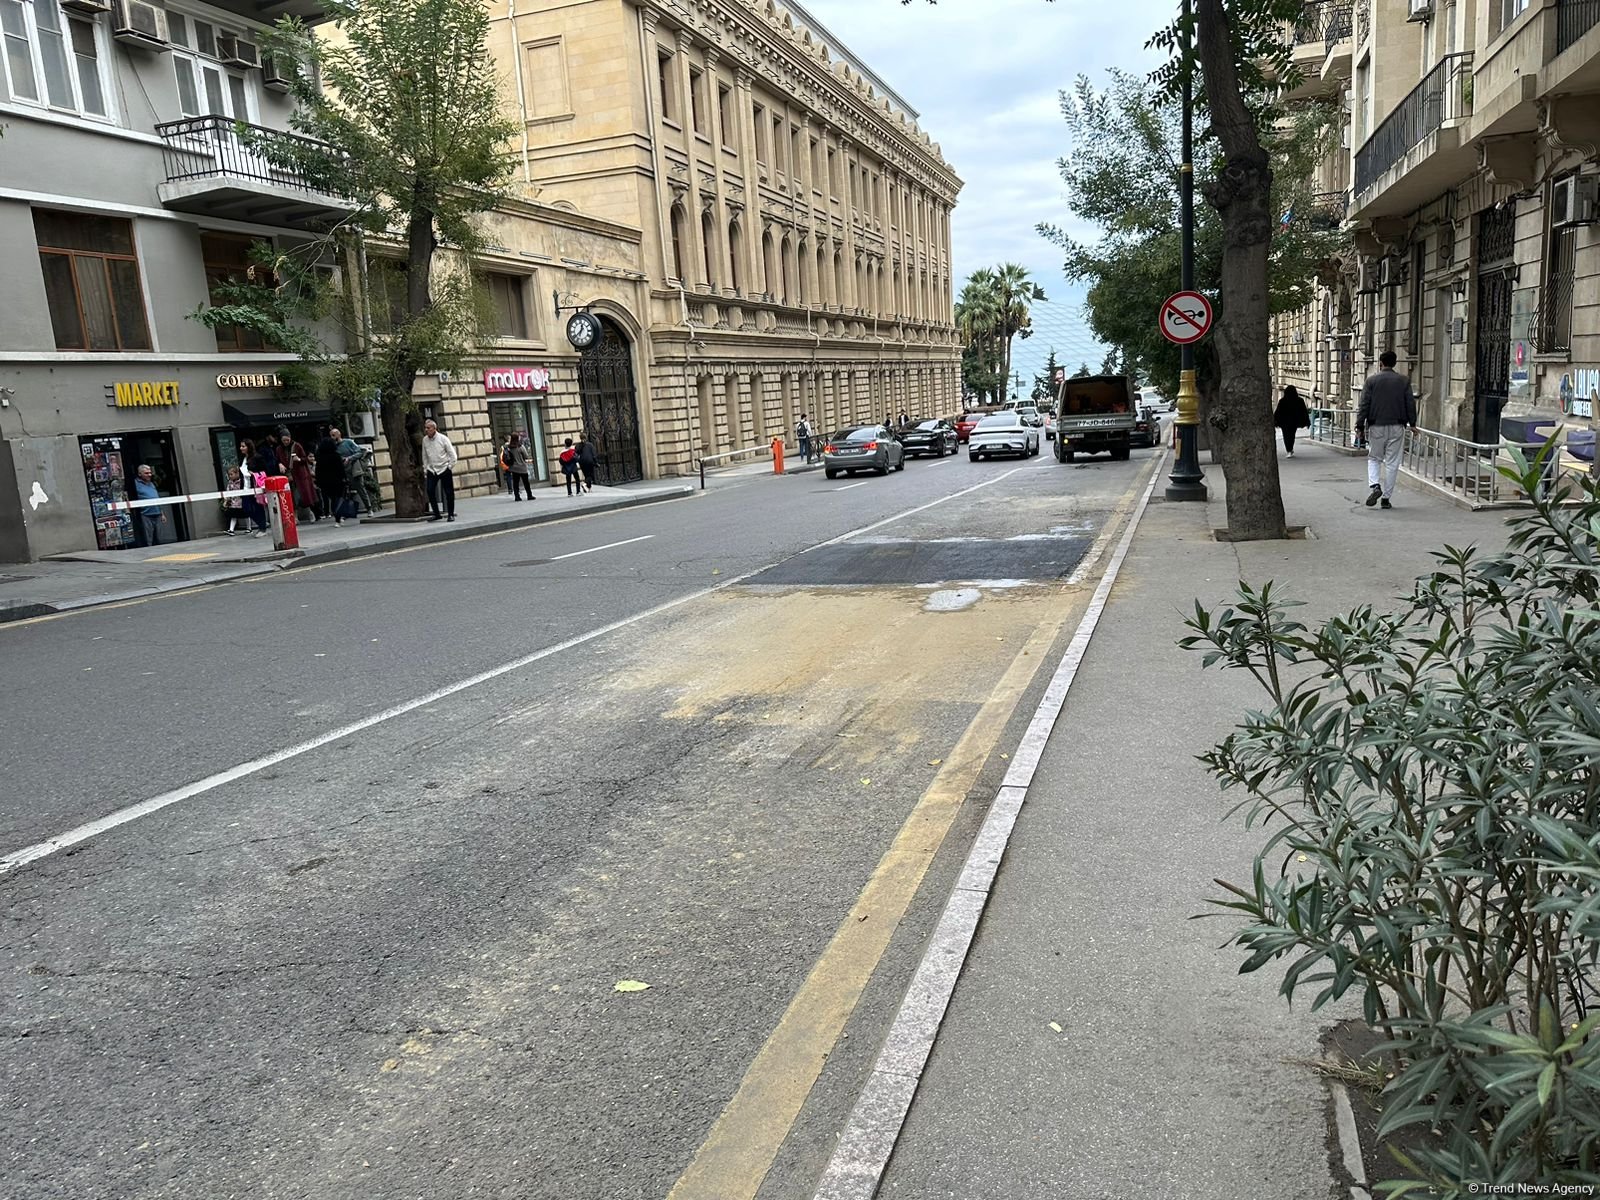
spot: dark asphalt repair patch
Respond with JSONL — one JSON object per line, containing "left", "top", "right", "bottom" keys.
{"left": 746, "top": 536, "right": 1093, "bottom": 586}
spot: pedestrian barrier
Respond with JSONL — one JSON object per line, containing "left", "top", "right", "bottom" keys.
{"left": 697, "top": 441, "right": 785, "bottom": 490}
{"left": 108, "top": 474, "right": 300, "bottom": 550}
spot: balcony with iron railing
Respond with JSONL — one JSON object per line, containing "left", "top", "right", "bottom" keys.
{"left": 1558, "top": 0, "right": 1600, "bottom": 54}
{"left": 1352, "top": 53, "right": 1475, "bottom": 219}
{"left": 155, "top": 115, "right": 353, "bottom": 231}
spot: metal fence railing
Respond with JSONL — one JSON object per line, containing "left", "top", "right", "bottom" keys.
{"left": 156, "top": 115, "right": 342, "bottom": 192}
{"left": 1354, "top": 52, "right": 1473, "bottom": 197}
{"left": 1558, "top": 0, "right": 1600, "bottom": 54}
{"left": 1307, "top": 411, "right": 1560, "bottom": 504}
{"left": 1324, "top": 0, "right": 1354, "bottom": 51}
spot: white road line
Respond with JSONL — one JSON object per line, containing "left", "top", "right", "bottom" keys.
{"left": 811, "top": 450, "right": 1169, "bottom": 1200}
{"left": 834, "top": 482, "right": 869, "bottom": 492}
{"left": 0, "top": 465, "right": 1031, "bottom": 878}
{"left": 549, "top": 534, "right": 655, "bottom": 561}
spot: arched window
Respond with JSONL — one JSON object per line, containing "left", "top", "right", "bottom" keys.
{"left": 728, "top": 221, "right": 743, "bottom": 293}
{"left": 833, "top": 251, "right": 844, "bottom": 309}
{"left": 780, "top": 237, "right": 793, "bottom": 304}
{"left": 669, "top": 205, "right": 687, "bottom": 283}
{"left": 762, "top": 231, "right": 777, "bottom": 300}
{"left": 816, "top": 246, "right": 827, "bottom": 305}
{"left": 797, "top": 240, "right": 809, "bottom": 304}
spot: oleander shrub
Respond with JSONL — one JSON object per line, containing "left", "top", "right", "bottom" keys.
{"left": 1182, "top": 453, "right": 1600, "bottom": 1196}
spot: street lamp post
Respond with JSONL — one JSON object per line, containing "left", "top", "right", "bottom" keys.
{"left": 1166, "top": 0, "right": 1208, "bottom": 502}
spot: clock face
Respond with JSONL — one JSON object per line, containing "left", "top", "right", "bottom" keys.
{"left": 567, "top": 313, "right": 598, "bottom": 349}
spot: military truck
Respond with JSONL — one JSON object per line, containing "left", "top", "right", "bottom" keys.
{"left": 1052, "top": 373, "right": 1137, "bottom": 462}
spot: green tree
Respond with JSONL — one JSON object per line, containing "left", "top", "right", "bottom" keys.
{"left": 212, "top": 0, "right": 517, "bottom": 517}
{"left": 1031, "top": 347, "right": 1063, "bottom": 402}
{"left": 991, "top": 262, "right": 1046, "bottom": 405}
{"left": 955, "top": 269, "right": 1003, "bottom": 402}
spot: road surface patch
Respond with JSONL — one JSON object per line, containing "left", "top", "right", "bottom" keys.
{"left": 744, "top": 537, "right": 1092, "bottom": 587}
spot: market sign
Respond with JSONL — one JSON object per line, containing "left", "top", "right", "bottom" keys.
{"left": 113, "top": 381, "right": 180, "bottom": 408}
{"left": 217, "top": 373, "right": 283, "bottom": 389}
{"left": 484, "top": 365, "right": 551, "bottom": 394}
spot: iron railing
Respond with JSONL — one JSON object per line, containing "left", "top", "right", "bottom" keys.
{"left": 1308, "top": 411, "right": 1559, "bottom": 504}
{"left": 1557, "top": 0, "right": 1600, "bottom": 53}
{"left": 156, "top": 115, "right": 343, "bottom": 193}
{"left": 1310, "top": 190, "right": 1349, "bottom": 227}
{"left": 1324, "top": 1, "right": 1354, "bottom": 50}
{"left": 1536, "top": 229, "right": 1577, "bottom": 354}
{"left": 1292, "top": 1, "right": 1325, "bottom": 44}
{"left": 1354, "top": 52, "right": 1473, "bottom": 198}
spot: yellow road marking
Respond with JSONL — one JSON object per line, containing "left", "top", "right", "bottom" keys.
{"left": 143, "top": 551, "right": 219, "bottom": 563}
{"left": 664, "top": 612, "right": 1070, "bottom": 1200}
{"left": 666, "top": 457, "right": 1159, "bottom": 1200}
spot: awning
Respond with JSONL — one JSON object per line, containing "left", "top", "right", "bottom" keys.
{"left": 222, "top": 397, "right": 335, "bottom": 427}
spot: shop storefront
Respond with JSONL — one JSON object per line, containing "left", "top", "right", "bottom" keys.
{"left": 216, "top": 374, "right": 338, "bottom": 488}
{"left": 484, "top": 366, "right": 551, "bottom": 485}
{"left": 80, "top": 379, "right": 189, "bottom": 550}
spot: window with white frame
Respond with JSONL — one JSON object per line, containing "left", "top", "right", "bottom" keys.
{"left": 1499, "top": 0, "right": 1530, "bottom": 33}
{"left": 1, "top": 0, "right": 111, "bottom": 120}
{"left": 167, "top": 11, "right": 255, "bottom": 122}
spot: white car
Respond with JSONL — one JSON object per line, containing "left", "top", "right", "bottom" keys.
{"left": 968, "top": 412, "right": 1040, "bottom": 460}
{"left": 1138, "top": 390, "right": 1174, "bottom": 415}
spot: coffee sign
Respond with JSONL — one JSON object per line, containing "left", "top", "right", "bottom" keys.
{"left": 484, "top": 366, "right": 551, "bottom": 394}
{"left": 217, "top": 372, "right": 283, "bottom": 389}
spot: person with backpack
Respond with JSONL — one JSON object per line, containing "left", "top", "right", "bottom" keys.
{"left": 558, "top": 437, "right": 582, "bottom": 496}
{"left": 797, "top": 414, "right": 813, "bottom": 464}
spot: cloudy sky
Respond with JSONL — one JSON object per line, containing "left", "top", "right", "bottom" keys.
{"left": 793, "top": 0, "right": 1176, "bottom": 389}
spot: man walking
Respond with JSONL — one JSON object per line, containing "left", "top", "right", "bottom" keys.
{"left": 797, "top": 414, "right": 812, "bottom": 464}
{"left": 132, "top": 464, "right": 167, "bottom": 546}
{"left": 575, "top": 432, "right": 600, "bottom": 493}
{"left": 421, "top": 418, "right": 459, "bottom": 522}
{"left": 1357, "top": 350, "right": 1418, "bottom": 510}
{"left": 505, "top": 432, "right": 535, "bottom": 501}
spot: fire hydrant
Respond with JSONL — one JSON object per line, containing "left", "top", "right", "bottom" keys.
{"left": 772, "top": 436, "right": 785, "bottom": 474}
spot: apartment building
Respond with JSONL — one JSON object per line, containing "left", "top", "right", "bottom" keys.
{"left": 1270, "top": 0, "right": 1600, "bottom": 446}
{"left": 482, "top": 0, "right": 964, "bottom": 478}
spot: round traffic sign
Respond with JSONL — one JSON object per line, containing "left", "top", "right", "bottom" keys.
{"left": 1159, "top": 291, "right": 1214, "bottom": 345}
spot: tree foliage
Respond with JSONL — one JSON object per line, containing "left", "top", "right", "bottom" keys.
{"left": 204, "top": 0, "right": 517, "bottom": 515}
{"left": 954, "top": 264, "right": 1046, "bottom": 404}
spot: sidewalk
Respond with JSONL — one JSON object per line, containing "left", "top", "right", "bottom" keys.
{"left": 0, "top": 479, "right": 692, "bottom": 624}
{"left": 858, "top": 443, "right": 1515, "bottom": 1198}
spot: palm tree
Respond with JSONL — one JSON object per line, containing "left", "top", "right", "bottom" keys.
{"left": 991, "top": 263, "right": 1046, "bottom": 402}
{"left": 955, "top": 269, "right": 1003, "bottom": 402}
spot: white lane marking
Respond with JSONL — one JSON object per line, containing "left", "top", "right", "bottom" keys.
{"left": 549, "top": 534, "right": 655, "bottom": 561}
{"left": 834, "top": 482, "right": 869, "bottom": 492}
{"left": 1, "top": 466, "right": 1030, "bottom": 877}
{"left": 811, "top": 450, "right": 1169, "bottom": 1200}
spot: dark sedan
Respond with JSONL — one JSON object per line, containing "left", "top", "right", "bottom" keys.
{"left": 898, "top": 419, "right": 958, "bottom": 458}
{"left": 823, "top": 426, "right": 906, "bottom": 478}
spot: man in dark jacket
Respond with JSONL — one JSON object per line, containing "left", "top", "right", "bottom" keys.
{"left": 575, "top": 433, "right": 599, "bottom": 493}
{"left": 1357, "top": 350, "right": 1418, "bottom": 510}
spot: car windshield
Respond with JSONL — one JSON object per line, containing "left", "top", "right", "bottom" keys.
{"left": 837, "top": 427, "right": 880, "bottom": 442}
{"left": 913, "top": 420, "right": 940, "bottom": 431}
{"left": 976, "top": 414, "right": 1019, "bottom": 429}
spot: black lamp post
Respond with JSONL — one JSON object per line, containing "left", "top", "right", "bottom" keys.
{"left": 1166, "top": 0, "right": 1208, "bottom": 502}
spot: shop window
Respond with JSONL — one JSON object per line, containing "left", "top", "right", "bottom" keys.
{"left": 367, "top": 257, "right": 409, "bottom": 335}
{"left": 35, "top": 209, "right": 151, "bottom": 351}
{"left": 201, "top": 232, "right": 276, "bottom": 352}
{"left": 656, "top": 50, "right": 676, "bottom": 125}
{"left": 0, "top": 0, "right": 110, "bottom": 120}
{"left": 486, "top": 272, "right": 530, "bottom": 340}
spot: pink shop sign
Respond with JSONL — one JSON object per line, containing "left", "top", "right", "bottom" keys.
{"left": 484, "top": 366, "right": 551, "bottom": 394}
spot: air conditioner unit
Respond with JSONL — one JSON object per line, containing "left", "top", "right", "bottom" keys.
{"left": 111, "top": 0, "right": 169, "bottom": 49}
{"left": 1551, "top": 175, "right": 1600, "bottom": 227}
{"left": 1379, "top": 255, "right": 1403, "bottom": 288}
{"left": 1407, "top": 0, "right": 1434, "bottom": 22}
{"left": 216, "top": 34, "right": 260, "bottom": 69}
{"left": 59, "top": 0, "right": 112, "bottom": 14}
{"left": 261, "top": 54, "right": 295, "bottom": 93}
{"left": 345, "top": 409, "right": 382, "bottom": 439}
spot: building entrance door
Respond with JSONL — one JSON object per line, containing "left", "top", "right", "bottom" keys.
{"left": 577, "top": 318, "right": 644, "bottom": 484}
{"left": 1473, "top": 204, "right": 1516, "bottom": 444}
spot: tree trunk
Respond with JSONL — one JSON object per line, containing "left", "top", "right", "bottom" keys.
{"left": 1195, "top": 0, "right": 1288, "bottom": 541}
{"left": 382, "top": 379, "right": 427, "bottom": 519}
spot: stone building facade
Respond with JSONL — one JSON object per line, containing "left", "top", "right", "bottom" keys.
{"left": 461, "top": 0, "right": 964, "bottom": 487}
{"left": 1269, "top": 0, "right": 1600, "bottom": 446}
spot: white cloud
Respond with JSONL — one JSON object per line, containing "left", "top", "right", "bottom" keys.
{"left": 795, "top": 0, "right": 1176, "bottom": 387}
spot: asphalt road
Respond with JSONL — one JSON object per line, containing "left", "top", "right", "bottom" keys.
{"left": 1, "top": 445, "right": 1161, "bottom": 1200}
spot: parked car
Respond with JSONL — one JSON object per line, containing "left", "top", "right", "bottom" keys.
{"left": 823, "top": 425, "right": 906, "bottom": 478}
{"left": 1138, "top": 390, "right": 1173, "bottom": 415}
{"left": 1131, "top": 406, "right": 1162, "bottom": 448}
{"left": 898, "top": 418, "right": 958, "bottom": 458}
{"left": 968, "top": 412, "right": 1040, "bottom": 460}
{"left": 1013, "top": 405, "right": 1045, "bottom": 428}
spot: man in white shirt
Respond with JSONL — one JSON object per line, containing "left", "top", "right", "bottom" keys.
{"left": 421, "top": 418, "right": 459, "bottom": 522}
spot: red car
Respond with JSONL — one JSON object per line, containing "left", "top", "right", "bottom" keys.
{"left": 955, "top": 412, "right": 983, "bottom": 443}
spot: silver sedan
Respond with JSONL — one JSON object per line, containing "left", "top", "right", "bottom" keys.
{"left": 968, "top": 413, "right": 1040, "bottom": 460}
